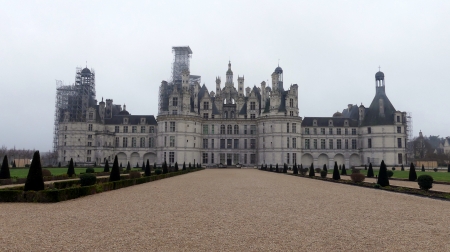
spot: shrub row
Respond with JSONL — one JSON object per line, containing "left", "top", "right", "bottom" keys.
{"left": 0, "top": 168, "right": 204, "bottom": 203}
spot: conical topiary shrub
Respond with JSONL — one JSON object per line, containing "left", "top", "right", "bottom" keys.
{"left": 260, "top": 164, "right": 264, "bottom": 170}
{"left": 339, "top": 165, "right": 341, "bottom": 170}
{"left": 364, "top": 164, "right": 367, "bottom": 170}
{"left": 182, "top": 162, "right": 186, "bottom": 170}
{"left": 323, "top": 164, "right": 327, "bottom": 172}
{"left": 24, "top": 151, "right": 44, "bottom": 191}
{"left": 401, "top": 164, "right": 404, "bottom": 171}
{"left": 421, "top": 164, "right": 425, "bottom": 172}
{"left": 127, "top": 162, "right": 131, "bottom": 171}
{"left": 188, "top": 163, "right": 191, "bottom": 169}
{"left": 12, "top": 160, "right": 16, "bottom": 168}
{"left": 103, "top": 160, "right": 110, "bottom": 172}
{"left": 300, "top": 164, "right": 304, "bottom": 175}
{"left": 448, "top": 164, "right": 450, "bottom": 173}
{"left": 58, "top": 162, "right": 61, "bottom": 168}
{"left": 293, "top": 163, "right": 298, "bottom": 174}
{"left": 341, "top": 164, "right": 347, "bottom": 175}
{"left": 276, "top": 164, "right": 279, "bottom": 173}
{"left": 162, "top": 161, "right": 168, "bottom": 174}
{"left": 332, "top": 161, "right": 340, "bottom": 180}
{"left": 377, "top": 160, "right": 390, "bottom": 187}
{"left": 309, "top": 163, "right": 315, "bottom": 177}
{"left": 67, "top": 158, "right": 75, "bottom": 177}
{"left": 175, "top": 162, "right": 179, "bottom": 171}
{"left": 109, "top": 155, "right": 121, "bottom": 182}
{"left": 145, "top": 159, "right": 151, "bottom": 176}
{"left": 283, "top": 163, "right": 288, "bottom": 173}
{"left": 367, "top": 163, "right": 374, "bottom": 178}
{"left": 0, "top": 155, "right": 11, "bottom": 179}
{"left": 142, "top": 162, "right": 145, "bottom": 171}
{"left": 408, "top": 163, "right": 417, "bottom": 181}
{"left": 269, "top": 164, "right": 273, "bottom": 172}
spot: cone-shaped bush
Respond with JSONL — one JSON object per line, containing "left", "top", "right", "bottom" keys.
{"left": 260, "top": 164, "right": 264, "bottom": 170}
{"left": 154, "top": 162, "right": 157, "bottom": 169}
{"left": 104, "top": 160, "right": 110, "bottom": 172}
{"left": 364, "top": 164, "right": 367, "bottom": 170}
{"left": 109, "top": 155, "right": 121, "bottom": 182}
{"left": 188, "top": 163, "right": 191, "bottom": 169}
{"left": 408, "top": 163, "right": 417, "bottom": 181}
{"left": 142, "top": 162, "right": 145, "bottom": 171}
{"left": 332, "top": 161, "right": 340, "bottom": 180}
{"left": 309, "top": 163, "right": 315, "bottom": 177}
{"left": 58, "top": 162, "right": 61, "bottom": 168}
{"left": 127, "top": 162, "right": 131, "bottom": 171}
{"left": 276, "top": 164, "right": 279, "bottom": 173}
{"left": 182, "top": 162, "right": 186, "bottom": 170}
{"left": 299, "top": 164, "right": 303, "bottom": 175}
{"left": 401, "top": 164, "right": 404, "bottom": 171}
{"left": 145, "top": 160, "right": 151, "bottom": 176}
{"left": 269, "top": 164, "right": 273, "bottom": 172}
{"left": 264, "top": 164, "right": 267, "bottom": 171}
{"left": 421, "top": 164, "right": 425, "bottom": 172}
{"left": 67, "top": 158, "right": 75, "bottom": 177}
{"left": 323, "top": 164, "right": 327, "bottom": 172}
{"left": 120, "top": 163, "right": 122, "bottom": 168}
{"left": 162, "top": 161, "right": 168, "bottom": 174}
{"left": 341, "top": 164, "right": 347, "bottom": 175}
{"left": 367, "top": 163, "right": 374, "bottom": 178}
{"left": 293, "top": 163, "right": 298, "bottom": 174}
{"left": 0, "top": 155, "right": 11, "bottom": 179}
{"left": 377, "top": 160, "right": 390, "bottom": 187}
{"left": 448, "top": 164, "right": 450, "bottom": 173}
{"left": 339, "top": 165, "right": 341, "bottom": 170}
{"left": 24, "top": 151, "right": 44, "bottom": 191}
{"left": 283, "top": 163, "right": 288, "bottom": 173}
{"left": 12, "top": 160, "right": 16, "bottom": 168}
{"left": 175, "top": 162, "right": 179, "bottom": 171}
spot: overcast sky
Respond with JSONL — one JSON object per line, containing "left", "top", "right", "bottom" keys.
{"left": 1, "top": 0, "right": 449, "bottom": 151}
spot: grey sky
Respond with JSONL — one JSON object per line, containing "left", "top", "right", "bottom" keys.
{"left": 1, "top": 0, "right": 449, "bottom": 151}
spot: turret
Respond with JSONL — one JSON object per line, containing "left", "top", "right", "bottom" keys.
{"left": 375, "top": 69, "right": 385, "bottom": 94}
{"left": 215, "top": 76, "right": 221, "bottom": 96}
{"left": 245, "top": 87, "right": 251, "bottom": 97}
{"left": 359, "top": 103, "right": 365, "bottom": 125}
{"left": 226, "top": 61, "right": 233, "bottom": 87}
{"left": 105, "top": 99, "right": 113, "bottom": 119}
{"left": 99, "top": 97, "right": 105, "bottom": 121}
{"left": 238, "top": 76, "right": 244, "bottom": 96}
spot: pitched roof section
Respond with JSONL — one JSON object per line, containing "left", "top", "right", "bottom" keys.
{"left": 104, "top": 115, "right": 157, "bottom": 125}
{"left": 362, "top": 91, "right": 396, "bottom": 126}
{"left": 302, "top": 117, "right": 359, "bottom": 127}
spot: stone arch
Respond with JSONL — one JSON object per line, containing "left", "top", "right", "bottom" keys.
{"left": 130, "top": 152, "right": 140, "bottom": 167}
{"left": 143, "top": 152, "right": 156, "bottom": 165}
{"left": 301, "top": 153, "right": 313, "bottom": 167}
{"left": 117, "top": 152, "right": 127, "bottom": 167}
{"left": 318, "top": 154, "right": 329, "bottom": 168}
{"left": 349, "top": 153, "right": 360, "bottom": 167}
{"left": 334, "top": 154, "right": 345, "bottom": 167}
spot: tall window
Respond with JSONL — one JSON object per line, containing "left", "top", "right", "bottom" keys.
{"left": 321, "top": 139, "right": 326, "bottom": 149}
{"left": 211, "top": 125, "right": 215, "bottom": 134}
{"left": 88, "top": 112, "right": 93, "bottom": 120}
{"left": 141, "top": 126, "right": 146, "bottom": 133}
{"left": 397, "top": 138, "right": 402, "bottom": 148}
{"left": 290, "top": 111, "right": 294, "bottom": 116}
{"left": 250, "top": 114, "right": 255, "bottom": 119}
{"left": 132, "top": 126, "right": 137, "bottom": 133}
{"left": 220, "top": 153, "right": 225, "bottom": 164}
{"left": 233, "top": 154, "right": 239, "bottom": 164}
{"left": 132, "top": 137, "right": 136, "bottom": 147}
{"left": 234, "top": 139, "right": 239, "bottom": 149}
{"left": 337, "top": 128, "right": 341, "bottom": 135}
{"left": 124, "top": 126, "right": 128, "bottom": 133}
{"left": 150, "top": 126, "right": 155, "bottom": 133}
{"left": 123, "top": 137, "right": 128, "bottom": 147}
{"left": 88, "top": 124, "right": 93, "bottom": 131}
{"left": 289, "top": 98, "right": 294, "bottom": 108}
{"left": 397, "top": 127, "right": 401, "bottom": 133}
{"left": 305, "top": 128, "right": 310, "bottom": 134}
{"left": 293, "top": 138, "right": 297, "bottom": 148}
{"left": 115, "top": 126, "right": 119, "bottom": 133}
{"left": 170, "top": 122, "right": 176, "bottom": 132}
{"left": 211, "top": 139, "right": 214, "bottom": 149}
{"left": 220, "top": 139, "right": 225, "bottom": 149}
{"left": 140, "top": 137, "right": 145, "bottom": 147}
{"left": 313, "top": 128, "right": 317, "bottom": 134}
{"left": 250, "top": 125, "right": 256, "bottom": 135}
{"left": 345, "top": 139, "right": 349, "bottom": 149}
{"left": 313, "top": 139, "right": 317, "bottom": 149}
{"left": 321, "top": 128, "right": 325, "bottom": 134}
{"left": 170, "top": 136, "right": 175, "bottom": 147}
{"left": 287, "top": 153, "right": 290, "bottom": 164}
{"left": 164, "top": 122, "right": 167, "bottom": 132}
{"left": 329, "top": 139, "right": 333, "bottom": 149}
{"left": 337, "top": 139, "right": 342, "bottom": 149}
{"left": 397, "top": 116, "right": 400, "bottom": 122}
{"left": 227, "top": 139, "right": 232, "bottom": 149}
{"left": 234, "top": 125, "right": 239, "bottom": 134}
{"left": 368, "top": 139, "right": 372, "bottom": 148}
{"left": 203, "top": 139, "right": 208, "bottom": 149}
{"left": 250, "top": 102, "right": 256, "bottom": 110}
{"left": 172, "top": 97, "right": 178, "bottom": 106}
{"left": 250, "top": 139, "right": 256, "bottom": 149}
{"left": 169, "top": 152, "right": 174, "bottom": 164}
{"left": 203, "top": 125, "right": 209, "bottom": 134}
{"left": 220, "top": 125, "right": 225, "bottom": 134}
{"left": 203, "top": 113, "right": 208, "bottom": 119}
{"left": 329, "top": 128, "right": 333, "bottom": 135}
{"left": 244, "top": 125, "right": 248, "bottom": 134}
{"left": 115, "top": 137, "right": 119, "bottom": 147}
{"left": 368, "top": 127, "right": 371, "bottom": 134}
{"left": 202, "top": 153, "right": 208, "bottom": 164}
{"left": 211, "top": 153, "right": 214, "bottom": 163}
{"left": 250, "top": 154, "right": 256, "bottom": 164}
{"left": 352, "top": 128, "right": 356, "bottom": 135}
{"left": 293, "top": 153, "right": 297, "bottom": 164}
{"left": 305, "top": 139, "right": 310, "bottom": 149}
{"left": 398, "top": 153, "right": 403, "bottom": 164}
{"left": 203, "top": 101, "right": 209, "bottom": 110}
{"left": 227, "top": 125, "right": 232, "bottom": 134}
{"left": 345, "top": 128, "right": 348, "bottom": 135}
{"left": 244, "top": 139, "right": 248, "bottom": 149}
{"left": 352, "top": 139, "right": 357, "bottom": 149}
{"left": 292, "top": 123, "right": 297, "bottom": 133}
{"left": 287, "top": 123, "right": 290, "bottom": 133}
{"left": 243, "top": 154, "right": 247, "bottom": 164}
{"left": 287, "top": 137, "right": 290, "bottom": 148}
{"left": 149, "top": 137, "right": 154, "bottom": 148}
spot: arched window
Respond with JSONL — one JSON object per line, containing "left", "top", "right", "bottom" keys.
{"left": 227, "top": 125, "right": 232, "bottom": 134}
{"left": 224, "top": 111, "right": 228, "bottom": 118}
{"left": 220, "top": 125, "right": 225, "bottom": 134}
{"left": 234, "top": 125, "right": 239, "bottom": 134}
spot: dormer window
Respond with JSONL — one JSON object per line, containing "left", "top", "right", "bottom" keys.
{"left": 329, "top": 120, "right": 333, "bottom": 126}
{"left": 123, "top": 118, "right": 128, "bottom": 124}
{"left": 313, "top": 120, "right": 317, "bottom": 126}
{"left": 344, "top": 120, "right": 348, "bottom": 126}
{"left": 141, "top": 118, "right": 146, "bottom": 124}
{"left": 172, "top": 97, "right": 178, "bottom": 106}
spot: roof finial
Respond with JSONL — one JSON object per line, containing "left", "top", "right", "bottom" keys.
{"left": 378, "top": 65, "right": 381, "bottom": 72}
{"left": 278, "top": 59, "right": 280, "bottom": 67}
{"left": 86, "top": 61, "right": 87, "bottom": 68}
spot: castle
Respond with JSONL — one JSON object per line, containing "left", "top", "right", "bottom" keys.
{"left": 56, "top": 46, "right": 409, "bottom": 168}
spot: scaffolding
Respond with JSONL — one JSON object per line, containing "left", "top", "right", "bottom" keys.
{"left": 405, "top": 112, "right": 413, "bottom": 163}
{"left": 171, "top": 46, "right": 192, "bottom": 83}
{"left": 53, "top": 67, "right": 96, "bottom": 152}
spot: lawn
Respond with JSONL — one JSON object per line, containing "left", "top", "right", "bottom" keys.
{"left": 328, "top": 169, "right": 450, "bottom": 182}
{"left": 9, "top": 167, "right": 142, "bottom": 178}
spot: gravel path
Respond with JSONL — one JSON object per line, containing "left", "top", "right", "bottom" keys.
{"left": 1, "top": 169, "right": 450, "bottom": 251}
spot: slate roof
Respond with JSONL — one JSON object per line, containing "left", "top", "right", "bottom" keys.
{"left": 361, "top": 91, "right": 396, "bottom": 126}
{"left": 301, "top": 117, "right": 359, "bottom": 127}
{"left": 104, "top": 115, "right": 157, "bottom": 125}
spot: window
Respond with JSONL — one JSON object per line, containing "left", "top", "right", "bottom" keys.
{"left": 250, "top": 154, "right": 256, "bottom": 164}
{"left": 88, "top": 142, "right": 92, "bottom": 146}
{"left": 234, "top": 125, "right": 239, "bottom": 134}
{"left": 290, "top": 111, "right": 294, "bottom": 116}
{"left": 173, "top": 97, "right": 178, "bottom": 106}
{"left": 115, "top": 137, "right": 119, "bottom": 147}
{"left": 123, "top": 137, "right": 128, "bottom": 147}
{"left": 170, "top": 122, "right": 176, "bottom": 132}
{"left": 337, "top": 128, "right": 341, "bottom": 135}
{"left": 289, "top": 98, "right": 294, "bottom": 108}
{"left": 203, "top": 113, "right": 208, "bottom": 119}
{"left": 224, "top": 111, "right": 228, "bottom": 118}
{"left": 88, "top": 124, "right": 93, "bottom": 131}
{"left": 234, "top": 139, "right": 239, "bottom": 149}
{"left": 397, "top": 127, "right": 401, "bottom": 133}
{"left": 164, "top": 152, "right": 166, "bottom": 162}
{"left": 329, "top": 139, "right": 333, "bottom": 149}
{"left": 132, "top": 137, "right": 136, "bottom": 147}
{"left": 397, "top": 116, "right": 400, "bottom": 122}
{"left": 305, "top": 139, "right": 310, "bottom": 149}
{"left": 123, "top": 126, "right": 128, "bottom": 133}
{"left": 211, "top": 139, "right": 214, "bottom": 149}
{"left": 368, "top": 127, "right": 371, "bottom": 134}
{"left": 243, "top": 154, "right": 247, "bottom": 164}
{"left": 140, "top": 137, "right": 145, "bottom": 147}
{"left": 287, "top": 123, "right": 290, "bottom": 133}
{"left": 115, "top": 126, "right": 119, "bottom": 133}
{"left": 132, "top": 126, "right": 137, "bottom": 133}
{"left": 292, "top": 138, "right": 297, "bottom": 148}
{"left": 227, "top": 125, "right": 232, "bottom": 134}
{"left": 244, "top": 139, "right": 248, "bottom": 149}
{"left": 345, "top": 139, "right": 349, "bottom": 149}
{"left": 398, "top": 138, "right": 402, "bottom": 148}
{"left": 220, "top": 125, "right": 225, "bottom": 134}
{"left": 141, "top": 126, "right": 146, "bottom": 133}
{"left": 150, "top": 126, "right": 155, "bottom": 133}
{"left": 203, "top": 101, "right": 209, "bottom": 110}
{"left": 87, "top": 135, "right": 92, "bottom": 139}
{"left": 329, "top": 128, "right": 333, "bottom": 135}
{"left": 398, "top": 153, "right": 403, "bottom": 164}
{"left": 250, "top": 102, "right": 256, "bottom": 110}
{"left": 202, "top": 153, "right": 208, "bottom": 164}
{"left": 89, "top": 112, "right": 93, "bottom": 120}
{"left": 172, "top": 110, "right": 178, "bottom": 115}
{"left": 345, "top": 128, "right": 348, "bottom": 135}
{"left": 313, "top": 139, "right": 318, "bottom": 149}
{"left": 170, "top": 136, "right": 175, "bottom": 147}
{"left": 250, "top": 125, "right": 256, "bottom": 135}
{"left": 164, "top": 122, "right": 167, "bottom": 132}
{"left": 244, "top": 125, "right": 248, "bottom": 134}
{"left": 87, "top": 157, "right": 91, "bottom": 162}
{"left": 250, "top": 139, "right": 256, "bottom": 149}
{"left": 292, "top": 123, "right": 297, "bottom": 133}
{"left": 164, "top": 136, "right": 167, "bottom": 147}
{"left": 149, "top": 137, "right": 154, "bottom": 148}
{"left": 250, "top": 114, "right": 255, "bottom": 119}
{"left": 287, "top": 153, "right": 290, "bottom": 164}
{"left": 169, "top": 152, "right": 174, "bottom": 164}
{"left": 87, "top": 150, "right": 92, "bottom": 155}
{"left": 352, "top": 139, "right": 357, "bottom": 149}
{"left": 203, "top": 139, "right": 208, "bottom": 149}
{"left": 227, "top": 139, "right": 232, "bottom": 149}
{"left": 305, "top": 128, "right": 310, "bottom": 134}
{"left": 287, "top": 137, "right": 290, "bottom": 148}
{"left": 211, "top": 114, "right": 215, "bottom": 119}
{"left": 211, "top": 153, "right": 214, "bottom": 163}
{"left": 321, "top": 139, "right": 325, "bottom": 149}
{"left": 220, "top": 139, "right": 225, "bottom": 149}
{"left": 368, "top": 139, "right": 372, "bottom": 148}
{"left": 320, "top": 128, "right": 325, "bottom": 134}
{"left": 220, "top": 153, "right": 225, "bottom": 164}
{"left": 203, "top": 125, "right": 209, "bottom": 134}
{"left": 313, "top": 128, "right": 317, "bottom": 135}
{"left": 352, "top": 128, "right": 356, "bottom": 135}
{"left": 337, "top": 139, "right": 342, "bottom": 149}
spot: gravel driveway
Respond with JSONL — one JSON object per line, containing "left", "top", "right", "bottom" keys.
{"left": 1, "top": 169, "right": 449, "bottom": 251}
